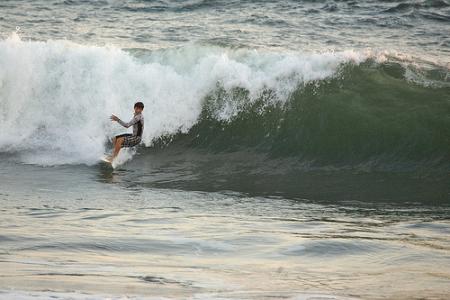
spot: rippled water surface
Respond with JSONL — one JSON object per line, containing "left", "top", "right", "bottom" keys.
{"left": 1, "top": 0, "right": 449, "bottom": 60}
{"left": 1, "top": 160, "right": 449, "bottom": 299}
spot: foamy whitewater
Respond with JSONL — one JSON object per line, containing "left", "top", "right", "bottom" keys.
{"left": 0, "top": 1, "right": 449, "bottom": 300}
{"left": 0, "top": 33, "right": 374, "bottom": 165}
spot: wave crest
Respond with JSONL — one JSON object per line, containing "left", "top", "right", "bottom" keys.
{"left": 0, "top": 34, "right": 448, "bottom": 169}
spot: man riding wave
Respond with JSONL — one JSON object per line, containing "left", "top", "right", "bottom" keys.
{"left": 107, "top": 101, "right": 144, "bottom": 162}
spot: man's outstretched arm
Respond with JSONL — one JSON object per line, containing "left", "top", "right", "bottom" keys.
{"left": 110, "top": 114, "right": 139, "bottom": 128}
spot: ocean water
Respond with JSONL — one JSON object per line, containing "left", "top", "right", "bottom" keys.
{"left": 0, "top": 0, "right": 449, "bottom": 299}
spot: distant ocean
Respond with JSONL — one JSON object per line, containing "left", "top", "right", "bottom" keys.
{"left": 0, "top": 1, "right": 449, "bottom": 299}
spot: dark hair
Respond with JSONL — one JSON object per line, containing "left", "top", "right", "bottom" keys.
{"left": 134, "top": 102, "right": 144, "bottom": 109}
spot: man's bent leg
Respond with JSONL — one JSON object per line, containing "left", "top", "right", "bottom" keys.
{"left": 109, "top": 137, "right": 124, "bottom": 161}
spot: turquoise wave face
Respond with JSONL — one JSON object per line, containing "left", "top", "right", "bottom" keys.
{"left": 0, "top": 34, "right": 448, "bottom": 170}
{"left": 153, "top": 60, "right": 450, "bottom": 172}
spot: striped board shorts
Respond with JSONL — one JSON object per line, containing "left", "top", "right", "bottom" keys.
{"left": 116, "top": 133, "right": 141, "bottom": 148}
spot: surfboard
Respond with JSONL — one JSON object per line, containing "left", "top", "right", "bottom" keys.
{"left": 99, "top": 155, "right": 114, "bottom": 168}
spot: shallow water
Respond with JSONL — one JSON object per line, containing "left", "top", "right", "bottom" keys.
{"left": 1, "top": 159, "right": 449, "bottom": 299}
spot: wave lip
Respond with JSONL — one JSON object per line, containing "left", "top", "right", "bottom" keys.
{"left": 1, "top": 34, "right": 448, "bottom": 169}
{"left": 157, "top": 56, "right": 450, "bottom": 173}
{"left": 0, "top": 33, "right": 372, "bottom": 166}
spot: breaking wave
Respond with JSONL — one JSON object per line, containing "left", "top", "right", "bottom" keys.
{"left": 0, "top": 33, "right": 448, "bottom": 171}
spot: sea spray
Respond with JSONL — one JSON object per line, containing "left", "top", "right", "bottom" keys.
{"left": 0, "top": 33, "right": 371, "bottom": 165}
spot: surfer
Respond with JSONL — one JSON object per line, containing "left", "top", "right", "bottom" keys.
{"left": 107, "top": 101, "right": 144, "bottom": 162}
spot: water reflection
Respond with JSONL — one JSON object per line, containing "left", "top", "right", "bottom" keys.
{"left": 94, "top": 149, "right": 450, "bottom": 206}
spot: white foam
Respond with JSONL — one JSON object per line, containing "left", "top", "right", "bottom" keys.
{"left": 0, "top": 33, "right": 369, "bottom": 165}
{"left": 111, "top": 147, "right": 135, "bottom": 168}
